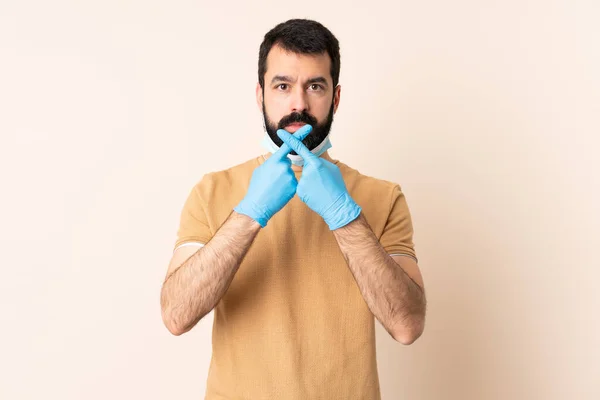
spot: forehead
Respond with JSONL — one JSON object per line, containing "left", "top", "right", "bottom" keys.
{"left": 265, "top": 45, "right": 332, "bottom": 82}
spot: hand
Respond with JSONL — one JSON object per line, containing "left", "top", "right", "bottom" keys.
{"left": 234, "top": 125, "right": 313, "bottom": 227}
{"left": 276, "top": 129, "right": 362, "bottom": 230}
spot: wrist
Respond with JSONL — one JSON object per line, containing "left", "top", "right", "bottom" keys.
{"left": 323, "top": 192, "right": 362, "bottom": 230}
{"left": 233, "top": 198, "right": 271, "bottom": 228}
{"left": 231, "top": 210, "right": 264, "bottom": 230}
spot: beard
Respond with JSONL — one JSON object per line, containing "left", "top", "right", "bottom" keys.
{"left": 262, "top": 98, "right": 334, "bottom": 156}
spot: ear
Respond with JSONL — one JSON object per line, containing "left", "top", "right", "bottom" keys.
{"left": 256, "top": 82, "right": 263, "bottom": 112}
{"left": 333, "top": 84, "right": 341, "bottom": 114}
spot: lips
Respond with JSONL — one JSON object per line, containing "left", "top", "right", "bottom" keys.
{"left": 285, "top": 122, "right": 307, "bottom": 133}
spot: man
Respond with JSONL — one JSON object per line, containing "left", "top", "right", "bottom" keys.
{"left": 160, "top": 19, "right": 426, "bottom": 400}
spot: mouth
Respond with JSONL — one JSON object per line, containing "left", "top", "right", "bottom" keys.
{"left": 284, "top": 122, "right": 307, "bottom": 133}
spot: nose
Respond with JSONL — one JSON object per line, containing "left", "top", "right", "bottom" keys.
{"left": 290, "top": 87, "right": 308, "bottom": 114}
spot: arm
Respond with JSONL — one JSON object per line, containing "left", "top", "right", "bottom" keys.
{"left": 332, "top": 213, "right": 426, "bottom": 345}
{"left": 162, "top": 125, "right": 315, "bottom": 336}
{"left": 275, "top": 130, "right": 426, "bottom": 344}
{"left": 161, "top": 211, "right": 261, "bottom": 336}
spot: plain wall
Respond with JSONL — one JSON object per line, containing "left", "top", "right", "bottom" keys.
{"left": 1, "top": 1, "right": 598, "bottom": 399}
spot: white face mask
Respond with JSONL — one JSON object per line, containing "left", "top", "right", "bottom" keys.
{"left": 261, "top": 132, "right": 332, "bottom": 166}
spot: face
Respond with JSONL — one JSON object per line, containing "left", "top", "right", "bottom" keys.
{"left": 257, "top": 45, "right": 341, "bottom": 153}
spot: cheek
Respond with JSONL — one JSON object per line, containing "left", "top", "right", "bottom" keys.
{"left": 311, "top": 99, "right": 332, "bottom": 120}
{"left": 264, "top": 101, "right": 284, "bottom": 121}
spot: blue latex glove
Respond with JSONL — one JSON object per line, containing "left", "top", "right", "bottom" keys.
{"left": 276, "top": 129, "right": 362, "bottom": 230}
{"left": 234, "top": 125, "right": 313, "bottom": 227}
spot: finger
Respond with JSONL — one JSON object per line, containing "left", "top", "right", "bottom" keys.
{"left": 277, "top": 129, "right": 318, "bottom": 164}
{"left": 272, "top": 124, "right": 313, "bottom": 160}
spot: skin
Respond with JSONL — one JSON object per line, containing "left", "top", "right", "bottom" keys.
{"left": 257, "top": 44, "right": 341, "bottom": 172}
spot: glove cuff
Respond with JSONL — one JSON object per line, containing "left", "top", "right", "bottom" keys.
{"left": 323, "top": 192, "right": 362, "bottom": 230}
{"left": 234, "top": 199, "right": 271, "bottom": 228}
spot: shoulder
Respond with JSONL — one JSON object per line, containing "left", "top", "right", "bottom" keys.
{"left": 336, "top": 158, "right": 412, "bottom": 221}
{"left": 335, "top": 159, "right": 410, "bottom": 236}
{"left": 336, "top": 160, "right": 402, "bottom": 202}
{"left": 192, "top": 156, "right": 262, "bottom": 201}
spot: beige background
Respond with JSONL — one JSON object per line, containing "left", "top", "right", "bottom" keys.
{"left": 1, "top": 1, "right": 599, "bottom": 399}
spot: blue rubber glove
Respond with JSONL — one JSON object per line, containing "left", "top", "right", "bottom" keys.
{"left": 234, "top": 125, "right": 313, "bottom": 227}
{"left": 276, "top": 129, "right": 362, "bottom": 230}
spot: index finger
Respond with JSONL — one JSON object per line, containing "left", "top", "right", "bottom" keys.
{"left": 272, "top": 124, "right": 313, "bottom": 160}
{"left": 276, "top": 129, "right": 318, "bottom": 164}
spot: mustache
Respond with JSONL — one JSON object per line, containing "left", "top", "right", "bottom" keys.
{"left": 277, "top": 111, "right": 318, "bottom": 129}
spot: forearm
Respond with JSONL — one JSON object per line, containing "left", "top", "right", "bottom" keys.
{"left": 332, "top": 213, "right": 426, "bottom": 344}
{"left": 161, "top": 211, "right": 261, "bottom": 335}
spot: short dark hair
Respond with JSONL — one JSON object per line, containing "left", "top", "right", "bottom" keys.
{"left": 258, "top": 19, "right": 341, "bottom": 89}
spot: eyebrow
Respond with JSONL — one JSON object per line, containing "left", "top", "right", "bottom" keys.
{"left": 270, "top": 75, "right": 329, "bottom": 87}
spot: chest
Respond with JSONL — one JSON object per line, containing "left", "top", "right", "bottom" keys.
{"left": 227, "top": 196, "right": 360, "bottom": 302}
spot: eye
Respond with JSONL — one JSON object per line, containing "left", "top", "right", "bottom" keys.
{"left": 276, "top": 84, "right": 289, "bottom": 91}
{"left": 308, "top": 84, "right": 324, "bottom": 91}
